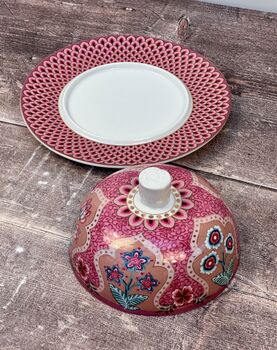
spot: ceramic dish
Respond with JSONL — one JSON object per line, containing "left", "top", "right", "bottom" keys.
{"left": 58, "top": 62, "right": 193, "bottom": 146}
{"left": 21, "top": 35, "right": 231, "bottom": 167}
{"left": 69, "top": 164, "right": 239, "bottom": 316}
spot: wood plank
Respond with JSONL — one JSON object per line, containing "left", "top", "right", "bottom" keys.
{"left": 0, "top": 123, "right": 111, "bottom": 237}
{"left": 0, "top": 117, "right": 276, "bottom": 239}
{"left": 0, "top": 122, "right": 276, "bottom": 299}
{"left": 1, "top": 0, "right": 277, "bottom": 126}
{"left": 1, "top": 2, "right": 276, "bottom": 349}
{"left": 0, "top": 1, "right": 276, "bottom": 187}
{"left": 0, "top": 221, "right": 276, "bottom": 350}
{"left": 1, "top": 92, "right": 277, "bottom": 189}
{"left": 176, "top": 94, "right": 277, "bottom": 189}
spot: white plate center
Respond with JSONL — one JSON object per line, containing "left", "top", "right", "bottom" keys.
{"left": 59, "top": 62, "right": 192, "bottom": 145}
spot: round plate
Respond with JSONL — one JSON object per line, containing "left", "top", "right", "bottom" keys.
{"left": 21, "top": 35, "right": 231, "bottom": 168}
{"left": 58, "top": 62, "right": 192, "bottom": 146}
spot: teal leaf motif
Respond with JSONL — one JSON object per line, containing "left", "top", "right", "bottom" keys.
{"left": 109, "top": 284, "right": 129, "bottom": 309}
{"left": 212, "top": 257, "right": 235, "bottom": 286}
{"left": 127, "top": 294, "right": 148, "bottom": 308}
{"left": 109, "top": 284, "right": 148, "bottom": 310}
{"left": 212, "top": 273, "right": 230, "bottom": 286}
{"left": 226, "top": 257, "right": 234, "bottom": 279}
{"left": 127, "top": 306, "right": 140, "bottom": 311}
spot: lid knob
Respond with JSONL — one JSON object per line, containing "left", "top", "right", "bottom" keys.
{"left": 138, "top": 167, "right": 172, "bottom": 209}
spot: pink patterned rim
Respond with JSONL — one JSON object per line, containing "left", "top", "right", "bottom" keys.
{"left": 21, "top": 35, "right": 231, "bottom": 168}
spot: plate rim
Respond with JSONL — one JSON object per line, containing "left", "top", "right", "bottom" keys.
{"left": 20, "top": 34, "right": 232, "bottom": 168}
{"left": 20, "top": 104, "right": 229, "bottom": 169}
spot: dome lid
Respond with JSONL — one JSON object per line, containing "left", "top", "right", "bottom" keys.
{"left": 69, "top": 164, "right": 239, "bottom": 316}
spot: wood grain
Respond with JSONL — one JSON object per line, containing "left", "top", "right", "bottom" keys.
{"left": 0, "top": 122, "right": 276, "bottom": 298}
{"left": 1, "top": 1, "right": 277, "bottom": 349}
{"left": 0, "top": 0, "right": 276, "bottom": 186}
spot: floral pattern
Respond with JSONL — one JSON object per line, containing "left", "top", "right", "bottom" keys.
{"left": 105, "top": 265, "right": 124, "bottom": 284}
{"left": 138, "top": 273, "right": 158, "bottom": 292}
{"left": 105, "top": 248, "right": 159, "bottom": 310}
{"left": 114, "top": 177, "right": 194, "bottom": 231}
{"left": 76, "top": 257, "right": 89, "bottom": 280}
{"left": 172, "top": 286, "right": 194, "bottom": 306}
{"left": 225, "top": 233, "right": 234, "bottom": 254}
{"left": 199, "top": 225, "right": 236, "bottom": 286}
{"left": 211, "top": 251, "right": 235, "bottom": 286}
{"left": 79, "top": 199, "right": 92, "bottom": 223}
{"left": 69, "top": 165, "right": 239, "bottom": 315}
{"left": 121, "top": 248, "right": 149, "bottom": 271}
{"left": 200, "top": 252, "right": 219, "bottom": 274}
{"left": 205, "top": 226, "right": 223, "bottom": 249}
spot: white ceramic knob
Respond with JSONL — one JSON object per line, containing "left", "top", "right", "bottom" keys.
{"left": 138, "top": 167, "right": 172, "bottom": 209}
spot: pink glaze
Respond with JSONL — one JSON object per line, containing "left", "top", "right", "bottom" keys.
{"left": 69, "top": 164, "right": 239, "bottom": 316}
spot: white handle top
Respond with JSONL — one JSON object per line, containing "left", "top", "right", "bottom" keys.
{"left": 138, "top": 167, "right": 172, "bottom": 209}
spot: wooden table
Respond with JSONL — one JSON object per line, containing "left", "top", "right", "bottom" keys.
{"left": 0, "top": 1, "right": 276, "bottom": 349}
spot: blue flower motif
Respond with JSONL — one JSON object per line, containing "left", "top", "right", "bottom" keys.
{"left": 138, "top": 273, "right": 158, "bottom": 292}
{"left": 225, "top": 233, "right": 234, "bottom": 254}
{"left": 105, "top": 265, "right": 124, "bottom": 284}
{"left": 121, "top": 248, "right": 149, "bottom": 271}
{"left": 200, "top": 251, "right": 219, "bottom": 275}
{"left": 205, "top": 226, "right": 223, "bottom": 249}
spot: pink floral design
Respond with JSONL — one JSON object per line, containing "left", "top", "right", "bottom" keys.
{"left": 172, "top": 286, "right": 194, "bottom": 307}
{"left": 138, "top": 273, "right": 158, "bottom": 292}
{"left": 76, "top": 257, "right": 89, "bottom": 281}
{"left": 105, "top": 265, "right": 124, "bottom": 284}
{"left": 121, "top": 248, "right": 149, "bottom": 271}
{"left": 79, "top": 199, "right": 92, "bottom": 223}
{"left": 114, "top": 177, "right": 194, "bottom": 231}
